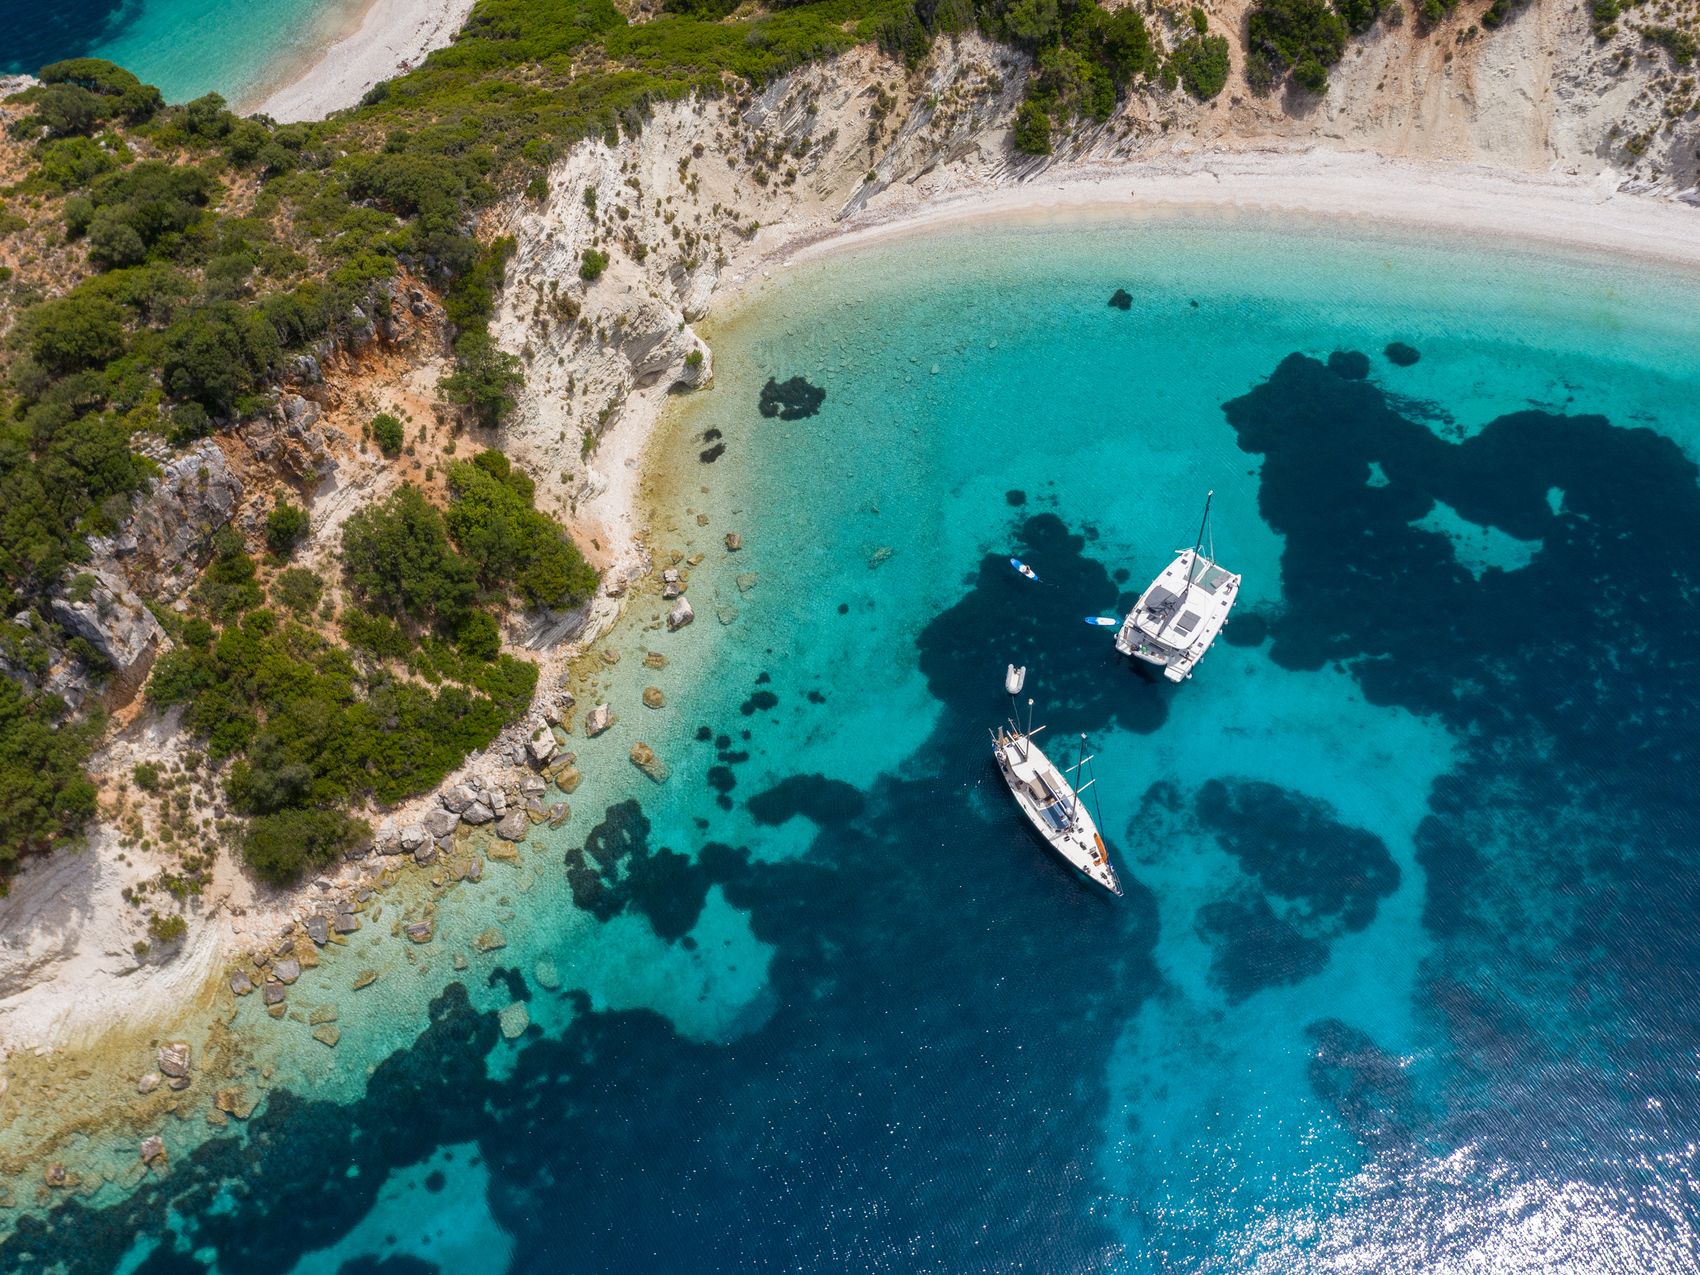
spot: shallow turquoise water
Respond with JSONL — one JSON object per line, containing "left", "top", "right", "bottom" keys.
{"left": 16, "top": 209, "right": 1700, "bottom": 1273}
{"left": 1, "top": 0, "right": 358, "bottom": 106}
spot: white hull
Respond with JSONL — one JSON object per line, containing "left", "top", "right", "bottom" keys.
{"left": 992, "top": 729, "right": 1121, "bottom": 896}
{"left": 1115, "top": 548, "right": 1241, "bottom": 683}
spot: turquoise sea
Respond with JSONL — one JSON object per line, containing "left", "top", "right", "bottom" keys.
{"left": 0, "top": 0, "right": 360, "bottom": 106}
{"left": 9, "top": 210, "right": 1700, "bottom": 1273}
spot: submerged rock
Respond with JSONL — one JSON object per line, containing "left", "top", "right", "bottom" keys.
{"left": 353, "top": 969, "right": 379, "bottom": 990}
{"left": 668, "top": 597, "right": 695, "bottom": 630}
{"left": 156, "top": 1043, "right": 191, "bottom": 1080}
{"left": 630, "top": 742, "right": 669, "bottom": 783}
{"left": 1384, "top": 340, "right": 1421, "bottom": 366}
{"left": 1109, "top": 288, "right": 1133, "bottom": 310}
{"left": 534, "top": 956, "right": 562, "bottom": 990}
{"left": 404, "top": 921, "right": 434, "bottom": 944}
{"left": 758, "top": 375, "right": 826, "bottom": 420}
{"left": 584, "top": 703, "right": 616, "bottom": 736}
{"left": 498, "top": 1002, "right": 530, "bottom": 1040}
{"left": 312, "top": 1024, "right": 341, "bottom": 1048}
{"left": 643, "top": 687, "right": 665, "bottom": 709}
{"left": 725, "top": 531, "right": 742, "bottom": 552}
{"left": 136, "top": 1072, "right": 161, "bottom": 1095}
{"left": 475, "top": 927, "right": 508, "bottom": 953}
{"left": 139, "top": 1136, "right": 166, "bottom": 1166}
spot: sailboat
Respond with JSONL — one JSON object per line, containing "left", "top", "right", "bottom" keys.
{"left": 991, "top": 667, "right": 1122, "bottom": 897}
{"left": 1115, "top": 491, "right": 1241, "bottom": 683}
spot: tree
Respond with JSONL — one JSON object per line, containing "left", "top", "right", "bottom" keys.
{"left": 1247, "top": 0, "right": 1348, "bottom": 92}
{"left": 439, "top": 331, "right": 521, "bottom": 428}
{"left": 1087, "top": 7, "right": 1159, "bottom": 87}
{"left": 1012, "top": 100, "right": 1053, "bottom": 155}
{"left": 341, "top": 486, "right": 476, "bottom": 626}
{"left": 371, "top": 412, "right": 405, "bottom": 457}
{"left": 265, "top": 501, "right": 310, "bottom": 556}
{"left": 23, "top": 296, "right": 126, "bottom": 374}
{"left": 579, "top": 248, "right": 610, "bottom": 281}
{"left": 0, "top": 679, "right": 99, "bottom": 884}
{"left": 1169, "top": 34, "right": 1231, "bottom": 99}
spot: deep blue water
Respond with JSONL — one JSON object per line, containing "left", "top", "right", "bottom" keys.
{"left": 9, "top": 214, "right": 1700, "bottom": 1273}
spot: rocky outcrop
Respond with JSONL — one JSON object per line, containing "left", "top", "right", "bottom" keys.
{"left": 238, "top": 396, "right": 339, "bottom": 482}
{"left": 92, "top": 440, "right": 242, "bottom": 602}
{"left": 48, "top": 569, "right": 166, "bottom": 698}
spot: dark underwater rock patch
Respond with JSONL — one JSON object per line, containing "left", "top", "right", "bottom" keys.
{"left": 739, "top": 690, "right": 778, "bottom": 716}
{"left": 1220, "top": 610, "right": 1268, "bottom": 647}
{"left": 1196, "top": 778, "right": 1397, "bottom": 932}
{"left": 1108, "top": 288, "right": 1133, "bottom": 311}
{"left": 563, "top": 799, "right": 715, "bottom": 940}
{"left": 1384, "top": 341, "right": 1421, "bottom": 367}
{"left": 746, "top": 774, "right": 866, "bottom": 827}
{"left": 699, "top": 442, "right": 726, "bottom": 464}
{"left": 1305, "top": 1018, "right": 1422, "bottom": 1152}
{"left": 1006, "top": 489, "right": 1026, "bottom": 506}
{"left": 1327, "top": 350, "right": 1371, "bottom": 380}
{"left": 1197, "top": 894, "right": 1329, "bottom": 1002}
{"left": 758, "top": 375, "right": 825, "bottom": 420}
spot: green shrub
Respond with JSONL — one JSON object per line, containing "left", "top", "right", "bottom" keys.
{"left": 579, "top": 248, "right": 610, "bottom": 281}
{"left": 147, "top": 912, "right": 187, "bottom": 943}
{"left": 1012, "top": 100, "right": 1053, "bottom": 155}
{"left": 273, "top": 567, "right": 324, "bottom": 616}
{"left": 1169, "top": 34, "right": 1231, "bottom": 99}
{"left": 21, "top": 296, "right": 127, "bottom": 374}
{"left": 1334, "top": 0, "right": 1385, "bottom": 32}
{"left": 0, "top": 679, "right": 100, "bottom": 885}
{"left": 371, "top": 412, "right": 405, "bottom": 457}
{"left": 265, "top": 501, "right": 310, "bottom": 556}
{"left": 132, "top": 760, "right": 162, "bottom": 792}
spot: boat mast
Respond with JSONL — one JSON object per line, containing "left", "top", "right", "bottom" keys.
{"left": 1024, "top": 698, "right": 1035, "bottom": 760}
{"left": 1069, "top": 733, "right": 1085, "bottom": 823}
{"left": 1190, "top": 489, "right": 1214, "bottom": 576}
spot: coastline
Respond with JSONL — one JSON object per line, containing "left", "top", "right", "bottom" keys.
{"left": 2, "top": 137, "right": 1696, "bottom": 1189}
{"left": 772, "top": 149, "right": 1700, "bottom": 290}
{"left": 241, "top": 0, "right": 477, "bottom": 122}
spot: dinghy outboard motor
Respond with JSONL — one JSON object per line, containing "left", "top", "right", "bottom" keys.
{"left": 1005, "top": 664, "right": 1027, "bottom": 696}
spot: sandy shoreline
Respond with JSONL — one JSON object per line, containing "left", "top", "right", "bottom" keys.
{"left": 771, "top": 149, "right": 1700, "bottom": 285}
{"left": 243, "top": 0, "right": 477, "bottom": 122}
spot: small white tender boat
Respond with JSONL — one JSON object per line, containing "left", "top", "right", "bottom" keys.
{"left": 991, "top": 687, "right": 1121, "bottom": 897}
{"left": 1115, "top": 491, "right": 1241, "bottom": 683}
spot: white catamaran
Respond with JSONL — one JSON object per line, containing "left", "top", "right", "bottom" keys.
{"left": 1115, "top": 491, "right": 1242, "bottom": 683}
{"left": 991, "top": 666, "right": 1121, "bottom": 897}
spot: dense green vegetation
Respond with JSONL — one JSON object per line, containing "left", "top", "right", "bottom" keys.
{"left": 0, "top": 678, "right": 100, "bottom": 887}
{"left": 1168, "top": 33, "right": 1231, "bottom": 100}
{"left": 990, "top": 0, "right": 1162, "bottom": 154}
{"left": 1245, "top": 0, "right": 1348, "bottom": 94}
